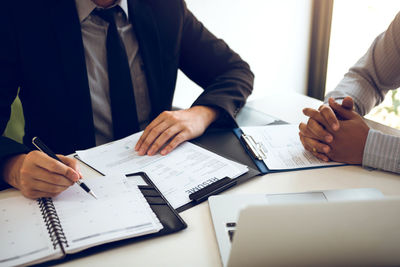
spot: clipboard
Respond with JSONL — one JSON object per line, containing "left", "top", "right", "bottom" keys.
{"left": 188, "top": 117, "right": 346, "bottom": 202}
{"left": 182, "top": 114, "right": 286, "bottom": 205}
{"left": 231, "top": 123, "right": 347, "bottom": 174}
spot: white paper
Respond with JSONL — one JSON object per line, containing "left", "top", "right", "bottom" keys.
{"left": 241, "top": 124, "right": 343, "bottom": 170}
{"left": 77, "top": 132, "right": 248, "bottom": 209}
{"left": 0, "top": 196, "right": 63, "bottom": 267}
{"left": 52, "top": 174, "right": 162, "bottom": 253}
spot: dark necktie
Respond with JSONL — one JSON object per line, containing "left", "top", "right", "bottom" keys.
{"left": 95, "top": 7, "right": 139, "bottom": 140}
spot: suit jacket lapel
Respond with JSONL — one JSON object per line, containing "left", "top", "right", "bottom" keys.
{"left": 47, "top": 0, "right": 95, "bottom": 149}
{"left": 128, "top": 0, "right": 166, "bottom": 118}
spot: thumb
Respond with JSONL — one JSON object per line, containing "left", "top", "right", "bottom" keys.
{"left": 341, "top": 96, "right": 354, "bottom": 110}
{"left": 57, "top": 155, "right": 82, "bottom": 178}
{"left": 328, "top": 98, "right": 356, "bottom": 120}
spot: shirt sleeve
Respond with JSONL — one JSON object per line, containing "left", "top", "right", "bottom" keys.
{"left": 363, "top": 129, "right": 400, "bottom": 174}
{"left": 325, "top": 12, "right": 400, "bottom": 116}
{"left": 324, "top": 12, "right": 400, "bottom": 173}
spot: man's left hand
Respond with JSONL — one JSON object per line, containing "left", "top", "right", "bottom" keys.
{"left": 135, "top": 106, "right": 219, "bottom": 156}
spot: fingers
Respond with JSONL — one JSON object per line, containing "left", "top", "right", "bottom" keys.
{"left": 30, "top": 152, "right": 79, "bottom": 182}
{"left": 160, "top": 131, "right": 190, "bottom": 155}
{"left": 136, "top": 112, "right": 176, "bottom": 156}
{"left": 22, "top": 189, "right": 64, "bottom": 199}
{"left": 328, "top": 98, "right": 356, "bottom": 120}
{"left": 302, "top": 107, "right": 332, "bottom": 131}
{"left": 299, "top": 120, "right": 332, "bottom": 143}
{"left": 15, "top": 151, "right": 79, "bottom": 199}
{"left": 135, "top": 113, "right": 165, "bottom": 152}
{"left": 135, "top": 109, "right": 208, "bottom": 156}
{"left": 318, "top": 104, "right": 339, "bottom": 131}
{"left": 20, "top": 174, "right": 70, "bottom": 197}
{"left": 22, "top": 165, "right": 74, "bottom": 187}
{"left": 58, "top": 155, "right": 82, "bottom": 179}
{"left": 299, "top": 133, "right": 330, "bottom": 162}
{"left": 298, "top": 132, "right": 330, "bottom": 154}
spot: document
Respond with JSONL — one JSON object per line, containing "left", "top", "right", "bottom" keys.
{"left": 241, "top": 124, "right": 343, "bottom": 170}
{"left": 76, "top": 132, "right": 248, "bottom": 209}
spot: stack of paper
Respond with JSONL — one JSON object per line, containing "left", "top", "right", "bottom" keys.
{"left": 77, "top": 132, "right": 248, "bottom": 209}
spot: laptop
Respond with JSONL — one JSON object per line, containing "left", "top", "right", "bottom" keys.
{"left": 208, "top": 188, "right": 387, "bottom": 267}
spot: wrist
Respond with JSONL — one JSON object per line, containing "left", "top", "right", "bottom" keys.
{"left": 189, "top": 105, "right": 220, "bottom": 125}
{"left": 2, "top": 154, "right": 26, "bottom": 189}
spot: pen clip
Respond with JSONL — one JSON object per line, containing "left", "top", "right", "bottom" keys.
{"left": 241, "top": 133, "right": 267, "bottom": 160}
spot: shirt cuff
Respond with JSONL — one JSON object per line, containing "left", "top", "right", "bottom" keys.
{"left": 362, "top": 129, "right": 400, "bottom": 174}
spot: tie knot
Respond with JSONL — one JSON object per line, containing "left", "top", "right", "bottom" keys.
{"left": 94, "top": 6, "right": 119, "bottom": 24}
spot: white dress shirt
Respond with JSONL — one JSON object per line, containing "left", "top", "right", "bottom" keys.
{"left": 75, "top": 0, "right": 152, "bottom": 145}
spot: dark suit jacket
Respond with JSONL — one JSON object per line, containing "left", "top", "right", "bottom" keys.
{"left": 0, "top": 0, "right": 253, "bottom": 185}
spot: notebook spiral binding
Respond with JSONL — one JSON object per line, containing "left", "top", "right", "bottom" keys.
{"left": 38, "top": 198, "right": 68, "bottom": 251}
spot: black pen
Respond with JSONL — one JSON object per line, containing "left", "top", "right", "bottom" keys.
{"left": 32, "top": 137, "right": 97, "bottom": 199}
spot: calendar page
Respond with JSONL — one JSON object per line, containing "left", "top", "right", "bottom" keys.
{"left": 52, "top": 174, "right": 162, "bottom": 253}
{"left": 0, "top": 196, "right": 63, "bottom": 267}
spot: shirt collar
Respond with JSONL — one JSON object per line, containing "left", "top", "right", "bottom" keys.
{"left": 75, "top": 0, "right": 129, "bottom": 23}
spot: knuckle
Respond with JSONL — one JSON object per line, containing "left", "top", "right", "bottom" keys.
{"left": 19, "top": 167, "right": 30, "bottom": 178}
{"left": 29, "top": 150, "right": 40, "bottom": 157}
{"left": 307, "top": 119, "right": 314, "bottom": 128}
{"left": 19, "top": 179, "right": 30, "bottom": 191}
{"left": 174, "top": 134, "right": 185, "bottom": 144}
{"left": 185, "top": 125, "right": 195, "bottom": 135}
{"left": 52, "top": 175, "right": 65, "bottom": 185}
{"left": 318, "top": 104, "right": 328, "bottom": 111}
{"left": 320, "top": 105, "right": 331, "bottom": 114}
{"left": 161, "top": 111, "right": 172, "bottom": 118}
{"left": 149, "top": 127, "right": 161, "bottom": 137}
{"left": 161, "top": 129, "right": 173, "bottom": 139}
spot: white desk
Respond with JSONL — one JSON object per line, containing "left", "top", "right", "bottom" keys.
{"left": 2, "top": 92, "right": 400, "bottom": 267}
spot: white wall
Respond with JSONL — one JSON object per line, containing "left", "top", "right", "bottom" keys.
{"left": 326, "top": 0, "right": 400, "bottom": 93}
{"left": 173, "top": 0, "right": 312, "bottom": 109}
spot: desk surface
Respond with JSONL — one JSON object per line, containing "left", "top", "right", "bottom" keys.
{"left": 2, "top": 92, "right": 399, "bottom": 267}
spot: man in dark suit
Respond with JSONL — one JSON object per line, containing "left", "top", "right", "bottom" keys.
{"left": 0, "top": 0, "right": 253, "bottom": 198}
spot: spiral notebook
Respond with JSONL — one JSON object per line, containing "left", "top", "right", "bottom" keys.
{"left": 0, "top": 175, "right": 164, "bottom": 267}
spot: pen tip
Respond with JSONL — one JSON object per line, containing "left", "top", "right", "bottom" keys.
{"left": 90, "top": 191, "right": 98, "bottom": 200}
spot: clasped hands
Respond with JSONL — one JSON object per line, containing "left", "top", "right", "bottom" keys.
{"left": 3, "top": 105, "right": 218, "bottom": 199}
{"left": 299, "top": 97, "right": 370, "bottom": 164}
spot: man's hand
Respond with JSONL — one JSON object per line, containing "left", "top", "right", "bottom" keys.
{"left": 325, "top": 99, "right": 370, "bottom": 164}
{"left": 299, "top": 97, "right": 354, "bottom": 161}
{"left": 135, "top": 106, "right": 219, "bottom": 156}
{"left": 3, "top": 151, "right": 81, "bottom": 199}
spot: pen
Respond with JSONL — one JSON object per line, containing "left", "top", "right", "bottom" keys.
{"left": 32, "top": 137, "right": 97, "bottom": 199}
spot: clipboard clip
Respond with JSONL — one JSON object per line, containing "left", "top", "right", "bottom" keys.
{"left": 241, "top": 133, "right": 267, "bottom": 160}
{"left": 189, "top": 177, "right": 237, "bottom": 203}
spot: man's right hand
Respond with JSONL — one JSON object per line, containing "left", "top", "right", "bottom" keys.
{"left": 298, "top": 96, "right": 354, "bottom": 161}
{"left": 2, "top": 151, "right": 81, "bottom": 199}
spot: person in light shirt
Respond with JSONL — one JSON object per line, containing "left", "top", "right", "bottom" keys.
{"left": 299, "top": 12, "right": 400, "bottom": 174}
